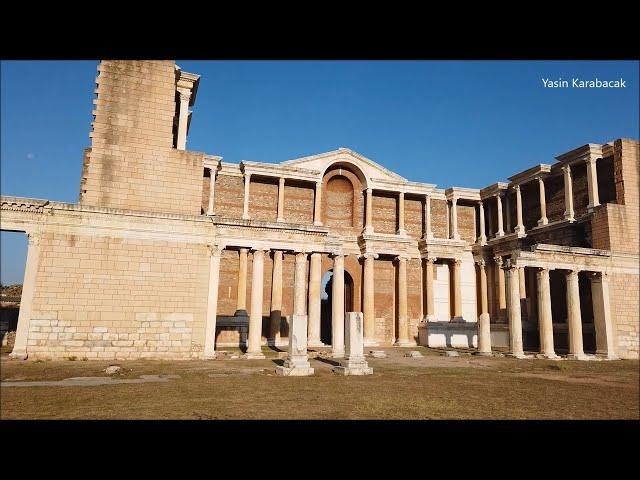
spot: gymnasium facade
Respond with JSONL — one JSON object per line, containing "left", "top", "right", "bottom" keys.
{"left": 1, "top": 60, "right": 638, "bottom": 360}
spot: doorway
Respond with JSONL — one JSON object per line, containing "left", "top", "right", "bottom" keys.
{"left": 319, "top": 269, "right": 354, "bottom": 345}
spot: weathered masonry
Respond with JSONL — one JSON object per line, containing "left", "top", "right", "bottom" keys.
{"left": 1, "top": 60, "right": 638, "bottom": 360}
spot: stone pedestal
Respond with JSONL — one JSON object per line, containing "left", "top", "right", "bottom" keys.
{"left": 276, "top": 314, "right": 314, "bottom": 376}
{"left": 332, "top": 312, "right": 373, "bottom": 376}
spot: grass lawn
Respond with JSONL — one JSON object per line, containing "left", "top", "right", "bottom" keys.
{"left": 1, "top": 346, "right": 638, "bottom": 420}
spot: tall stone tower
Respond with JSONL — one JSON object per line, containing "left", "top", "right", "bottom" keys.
{"left": 79, "top": 60, "right": 204, "bottom": 215}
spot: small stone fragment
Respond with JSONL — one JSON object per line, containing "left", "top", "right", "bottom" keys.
{"left": 369, "top": 350, "right": 387, "bottom": 358}
{"left": 404, "top": 350, "right": 423, "bottom": 358}
{"left": 444, "top": 351, "right": 460, "bottom": 357}
{"left": 105, "top": 365, "right": 122, "bottom": 374}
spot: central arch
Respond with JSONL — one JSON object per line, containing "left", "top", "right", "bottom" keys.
{"left": 319, "top": 269, "right": 354, "bottom": 345}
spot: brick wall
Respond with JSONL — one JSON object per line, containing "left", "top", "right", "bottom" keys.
{"left": 405, "top": 196, "right": 423, "bottom": 239}
{"left": 373, "top": 192, "right": 397, "bottom": 234}
{"left": 215, "top": 174, "right": 244, "bottom": 218}
{"left": 431, "top": 198, "right": 448, "bottom": 238}
{"left": 283, "top": 180, "right": 314, "bottom": 224}
{"left": 28, "top": 232, "right": 209, "bottom": 359}
{"left": 81, "top": 60, "right": 204, "bottom": 216}
{"left": 249, "top": 177, "right": 279, "bottom": 222}
{"left": 374, "top": 258, "right": 395, "bottom": 342}
{"left": 457, "top": 204, "right": 475, "bottom": 243}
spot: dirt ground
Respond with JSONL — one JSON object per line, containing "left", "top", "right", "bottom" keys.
{"left": 1, "top": 346, "right": 638, "bottom": 420}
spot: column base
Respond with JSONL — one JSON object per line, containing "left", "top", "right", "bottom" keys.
{"left": 242, "top": 214, "right": 251, "bottom": 221}
{"left": 201, "top": 353, "right": 217, "bottom": 360}
{"left": 313, "top": 221, "right": 323, "bottom": 227}
{"left": 506, "top": 352, "right": 527, "bottom": 359}
{"left": 566, "top": 353, "right": 589, "bottom": 361}
{"left": 596, "top": 351, "right": 620, "bottom": 360}
{"left": 537, "top": 218, "right": 548, "bottom": 226}
{"left": 538, "top": 352, "right": 560, "bottom": 360}
{"left": 450, "top": 316, "right": 466, "bottom": 323}
{"left": 363, "top": 227, "right": 375, "bottom": 235}
{"left": 563, "top": 214, "right": 575, "bottom": 223}
{"left": 474, "top": 351, "right": 493, "bottom": 356}
{"left": 243, "top": 352, "right": 266, "bottom": 360}
{"left": 514, "top": 225, "right": 526, "bottom": 237}
{"left": 332, "top": 358, "right": 373, "bottom": 375}
{"left": 330, "top": 351, "right": 345, "bottom": 359}
{"left": 396, "top": 229, "right": 408, "bottom": 236}
{"left": 206, "top": 210, "right": 215, "bottom": 216}
{"left": 307, "top": 340, "right": 325, "bottom": 348}
{"left": 276, "top": 357, "right": 314, "bottom": 376}
{"left": 9, "top": 351, "right": 28, "bottom": 360}
{"left": 450, "top": 234, "right": 461, "bottom": 240}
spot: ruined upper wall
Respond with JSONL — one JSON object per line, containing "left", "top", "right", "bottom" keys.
{"left": 80, "top": 60, "right": 204, "bottom": 216}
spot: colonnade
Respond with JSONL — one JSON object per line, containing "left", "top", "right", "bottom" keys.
{"left": 475, "top": 258, "right": 617, "bottom": 359}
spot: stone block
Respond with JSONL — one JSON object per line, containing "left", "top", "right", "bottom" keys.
{"left": 332, "top": 312, "right": 373, "bottom": 376}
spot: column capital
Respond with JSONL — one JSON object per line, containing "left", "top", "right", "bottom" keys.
{"left": 330, "top": 251, "right": 345, "bottom": 259}
{"left": 536, "top": 265, "right": 551, "bottom": 274}
{"left": 425, "top": 255, "right": 437, "bottom": 264}
{"left": 504, "top": 258, "right": 519, "bottom": 270}
{"left": 395, "top": 254, "right": 410, "bottom": 262}
{"left": 478, "top": 199, "right": 484, "bottom": 207}
{"left": 537, "top": 176, "right": 545, "bottom": 185}
{"left": 244, "top": 172, "right": 252, "bottom": 180}
{"left": 584, "top": 156, "right": 599, "bottom": 166}
{"left": 493, "top": 255, "right": 503, "bottom": 266}
{"left": 589, "top": 271, "right": 607, "bottom": 281}
{"left": 452, "top": 258, "right": 463, "bottom": 266}
{"left": 251, "top": 247, "right": 269, "bottom": 254}
{"left": 177, "top": 87, "right": 192, "bottom": 102}
{"left": 561, "top": 164, "right": 572, "bottom": 174}
{"left": 239, "top": 247, "right": 249, "bottom": 254}
{"left": 279, "top": 177, "right": 286, "bottom": 185}
{"left": 513, "top": 183, "right": 521, "bottom": 192}
{"left": 475, "top": 258, "right": 486, "bottom": 268}
{"left": 360, "top": 252, "right": 379, "bottom": 260}
{"left": 494, "top": 191, "right": 503, "bottom": 199}
{"left": 364, "top": 187, "right": 373, "bottom": 193}
{"left": 450, "top": 195, "right": 458, "bottom": 204}
{"left": 294, "top": 251, "right": 308, "bottom": 261}
{"left": 566, "top": 268, "right": 580, "bottom": 278}
{"left": 207, "top": 244, "right": 224, "bottom": 257}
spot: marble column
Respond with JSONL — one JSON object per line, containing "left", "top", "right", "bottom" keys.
{"left": 536, "top": 267, "right": 558, "bottom": 359}
{"left": 566, "top": 269, "right": 586, "bottom": 359}
{"left": 423, "top": 257, "right": 436, "bottom": 321}
{"left": 514, "top": 184, "right": 525, "bottom": 236}
{"left": 362, "top": 252, "right": 378, "bottom": 346}
{"left": 245, "top": 249, "right": 267, "bottom": 359}
{"left": 423, "top": 194, "right": 433, "bottom": 239}
{"left": 9, "top": 232, "right": 41, "bottom": 360}
{"left": 306, "top": 253, "right": 323, "bottom": 347}
{"left": 331, "top": 253, "right": 345, "bottom": 358}
{"left": 505, "top": 263, "right": 525, "bottom": 358}
{"left": 477, "top": 200, "right": 487, "bottom": 245}
{"left": 586, "top": 157, "right": 600, "bottom": 211}
{"left": 294, "top": 252, "right": 307, "bottom": 316}
{"left": 537, "top": 177, "right": 548, "bottom": 226}
{"left": 203, "top": 245, "right": 223, "bottom": 359}
{"left": 562, "top": 165, "right": 575, "bottom": 222}
{"left": 397, "top": 191, "right": 407, "bottom": 235}
{"left": 207, "top": 168, "right": 217, "bottom": 216}
{"left": 364, "top": 188, "right": 374, "bottom": 234}
{"left": 590, "top": 272, "right": 618, "bottom": 359}
{"left": 236, "top": 248, "right": 248, "bottom": 315}
{"left": 242, "top": 173, "right": 251, "bottom": 220}
{"left": 451, "top": 259, "right": 463, "bottom": 321}
{"left": 476, "top": 259, "right": 491, "bottom": 355}
{"left": 313, "top": 181, "right": 323, "bottom": 226}
{"left": 495, "top": 193, "right": 505, "bottom": 237}
{"left": 176, "top": 88, "right": 191, "bottom": 150}
{"left": 394, "top": 255, "right": 412, "bottom": 345}
{"left": 519, "top": 266, "right": 527, "bottom": 320}
{"left": 494, "top": 256, "right": 506, "bottom": 321}
{"left": 269, "top": 250, "right": 283, "bottom": 346}
{"left": 276, "top": 177, "right": 285, "bottom": 222}
{"left": 450, "top": 196, "right": 460, "bottom": 240}
{"left": 332, "top": 312, "right": 373, "bottom": 375}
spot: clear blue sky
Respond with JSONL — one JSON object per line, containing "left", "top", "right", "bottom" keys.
{"left": 1, "top": 60, "right": 638, "bottom": 284}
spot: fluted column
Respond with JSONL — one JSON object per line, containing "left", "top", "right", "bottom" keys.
{"left": 245, "top": 249, "right": 267, "bottom": 358}
{"left": 494, "top": 256, "right": 506, "bottom": 321}
{"left": 536, "top": 267, "right": 557, "bottom": 359}
{"left": 331, "top": 253, "right": 345, "bottom": 358}
{"left": 423, "top": 194, "right": 433, "bottom": 239}
{"left": 477, "top": 200, "right": 487, "bottom": 245}
{"left": 176, "top": 88, "right": 191, "bottom": 150}
{"left": 450, "top": 196, "right": 460, "bottom": 240}
{"left": 203, "top": 245, "right": 223, "bottom": 359}
{"left": 451, "top": 259, "right": 463, "bottom": 321}
{"left": 397, "top": 191, "right": 407, "bottom": 235}
{"left": 207, "top": 168, "right": 217, "bottom": 216}
{"left": 476, "top": 259, "right": 491, "bottom": 355}
{"left": 313, "top": 181, "right": 323, "bottom": 226}
{"left": 276, "top": 177, "right": 285, "bottom": 222}
{"left": 269, "top": 250, "right": 283, "bottom": 346}
{"left": 495, "top": 193, "right": 505, "bottom": 237}
{"left": 505, "top": 263, "right": 525, "bottom": 358}
{"left": 423, "top": 257, "right": 436, "bottom": 321}
{"left": 586, "top": 157, "right": 600, "bottom": 211}
{"left": 236, "top": 248, "right": 248, "bottom": 315}
{"left": 537, "top": 177, "right": 548, "bottom": 225}
{"left": 9, "top": 232, "right": 41, "bottom": 360}
{"left": 562, "top": 165, "right": 575, "bottom": 222}
{"left": 307, "top": 253, "right": 323, "bottom": 347}
{"left": 242, "top": 173, "right": 251, "bottom": 220}
{"left": 566, "top": 269, "right": 586, "bottom": 359}
{"left": 362, "top": 252, "right": 378, "bottom": 346}
{"left": 394, "top": 255, "right": 411, "bottom": 346}
{"left": 364, "top": 188, "right": 374, "bottom": 234}
{"left": 590, "top": 272, "right": 618, "bottom": 359}
{"left": 514, "top": 184, "right": 525, "bottom": 236}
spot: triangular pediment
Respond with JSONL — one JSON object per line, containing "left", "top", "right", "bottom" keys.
{"left": 281, "top": 148, "right": 407, "bottom": 183}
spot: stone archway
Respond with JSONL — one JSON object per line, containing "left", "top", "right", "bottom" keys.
{"left": 319, "top": 269, "right": 354, "bottom": 345}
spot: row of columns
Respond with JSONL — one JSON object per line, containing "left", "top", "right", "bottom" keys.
{"left": 474, "top": 258, "right": 616, "bottom": 359}
{"left": 203, "top": 247, "right": 474, "bottom": 358}
{"left": 476, "top": 157, "right": 602, "bottom": 243}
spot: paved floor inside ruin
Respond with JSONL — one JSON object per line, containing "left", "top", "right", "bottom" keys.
{"left": 1, "top": 346, "right": 638, "bottom": 419}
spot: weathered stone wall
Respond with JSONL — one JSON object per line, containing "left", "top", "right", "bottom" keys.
{"left": 81, "top": 60, "right": 204, "bottom": 216}
{"left": 249, "top": 177, "right": 279, "bottom": 222}
{"left": 431, "top": 198, "right": 448, "bottom": 238}
{"left": 611, "top": 272, "right": 639, "bottom": 359}
{"left": 283, "top": 181, "right": 314, "bottom": 224}
{"left": 405, "top": 196, "right": 423, "bottom": 239}
{"left": 28, "top": 232, "right": 209, "bottom": 360}
{"left": 374, "top": 258, "right": 395, "bottom": 342}
{"left": 458, "top": 204, "right": 475, "bottom": 243}
{"left": 372, "top": 192, "right": 397, "bottom": 234}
